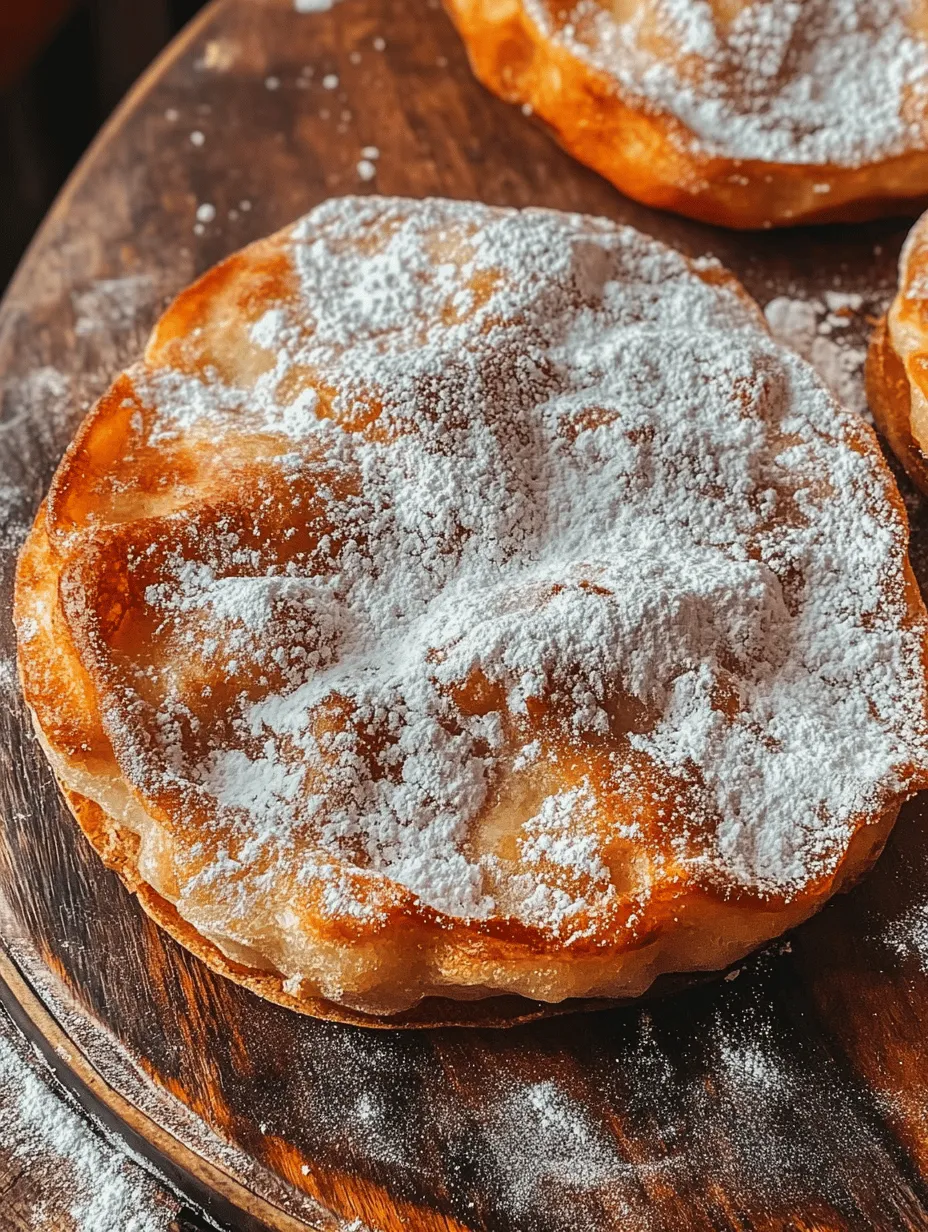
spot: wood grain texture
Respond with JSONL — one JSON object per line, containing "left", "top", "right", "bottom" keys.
{"left": 0, "top": 996, "right": 188, "bottom": 1232}
{"left": 2, "top": 1, "right": 928, "bottom": 1229}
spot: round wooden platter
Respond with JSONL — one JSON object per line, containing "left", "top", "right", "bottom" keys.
{"left": 5, "top": 2, "right": 928, "bottom": 1229}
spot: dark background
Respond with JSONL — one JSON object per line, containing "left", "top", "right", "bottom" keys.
{"left": 1, "top": 0, "right": 208, "bottom": 293}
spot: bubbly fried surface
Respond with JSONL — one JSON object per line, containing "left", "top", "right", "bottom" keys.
{"left": 444, "top": 0, "right": 928, "bottom": 228}
{"left": 16, "top": 196, "right": 928, "bottom": 1023}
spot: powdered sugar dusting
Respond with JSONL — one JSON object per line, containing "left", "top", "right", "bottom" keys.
{"left": 486, "top": 1078, "right": 632, "bottom": 1209}
{"left": 882, "top": 899, "right": 928, "bottom": 970}
{"left": 764, "top": 293, "right": 869, "bottom": 416}
{"left": 531, "top": 0, "right": 928, "bottom": 166}
{"left": 0, "top": 1024, "right": 178, "bottom": 1230}
{"left": 72, "top": 276, "right": 153, "bottom": 339}
{"left": 83, "top": 198, "right": 928, "bottom": 941}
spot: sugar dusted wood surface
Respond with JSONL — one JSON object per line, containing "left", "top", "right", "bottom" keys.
{"left": 0, "top": 1003, "right": 185, "bottom": 1232}
{"left": 4, "top": 1, "right": 928, "bottom": 1230}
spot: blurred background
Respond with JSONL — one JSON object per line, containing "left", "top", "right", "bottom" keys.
{"left": 0, "top": 0, "right": 208, "bottom": 292}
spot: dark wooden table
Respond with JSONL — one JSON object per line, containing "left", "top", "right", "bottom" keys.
{"left": 3, "top": 2, "right": 928, "bottom": 1229}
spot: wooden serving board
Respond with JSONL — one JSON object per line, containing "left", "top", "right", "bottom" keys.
{"left": 4, "top": 1, "right": 928, "bottom": 1228}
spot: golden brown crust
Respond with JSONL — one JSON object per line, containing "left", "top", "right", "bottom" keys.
{"left": 16, "top": 196, "right": 928, "bottom": 1024}
{"left": 867, "top": 316, "right": 928, "bottom": 495}
{"left": 56, "top": 786, "right": 900, "bottom": 1027}
{"left": 443, "top": 0, "right": 928, "bottom": 229}
{"left": 56, "top": 782, "right": 900, "bottom": 1028}
{"left": 869, "top": 212, "right": 928, "bottom": 496}
{"left": 61, "top": 788, "right": 624, "bottom": 1028}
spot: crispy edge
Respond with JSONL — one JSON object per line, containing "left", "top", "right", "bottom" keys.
{"left": 56, "top": 784, "right": 902, "bottom": 1027}
{"left": 61, "top": 787, "right": 630, "bottom": 1029}
{"left": 442, "top": 0, "right": 928, "bottom": 229}
{"left": 867, "top": 315, "right": 928, "bottom": 497}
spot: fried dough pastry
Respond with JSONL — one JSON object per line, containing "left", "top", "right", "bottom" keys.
{"left": 868, "top": 209, "right": 928, "bottom": 494}
{"left": 16, "top": 197, "right": 928, "bottom": 1026}
{"left": 444, "top": 0, "right": 928, "bottom": 228}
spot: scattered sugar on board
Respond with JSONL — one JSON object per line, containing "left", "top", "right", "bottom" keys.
{"left": 484, "top": 1077, "right": 638, "bottom": 1217}
{"left": 472, "top": 998, "right": 848, "bottom": 1230}
{"left": 0, "top": 366, "right": 78, "bottom": 459}
{"left": 538, "top": 0, "right": 928, "bottom": 165}
{"left": 764, "top": 293, "right": 869, "bottom": 417}
{"left": 94, "top": 198, "right": 928, "bottom": 943}
{"left": 881, "top": 899, "right": 928, "bottom": 972}
{"left": 591, "top": 995, "right": 914, "bottom": 1211}
{"left": 0, "top": 1020, "right": 178, "bottom": 1230}
{"left": 467, "top": 1063, "right": 679, "bottom": 1229}
{"left": 71, "top": 275, "right": 154, "bottom": 338}
{"left": 705, "top": 1015, "right": 837, "bottom": 1191}
{"left": 0, "top": 481, "right": 30, "bottom": 551}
